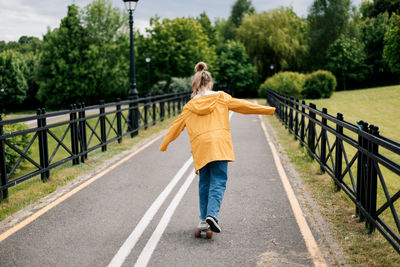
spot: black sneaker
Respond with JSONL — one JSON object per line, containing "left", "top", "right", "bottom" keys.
{"left": 206, "top": 216, "right": 221, "bottom": 233}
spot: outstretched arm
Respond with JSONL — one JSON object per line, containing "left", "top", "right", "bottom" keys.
{"left": 228, "top": 97, "right": 275, "bottom": 115}
{"left": 159, "top": 111, "right": 186, "bottom": 151}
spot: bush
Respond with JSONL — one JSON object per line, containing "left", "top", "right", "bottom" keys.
{"left": 3, "top": 121, "right": 30, "bottom": 173}
{"left": 302, "top": 70, "right": 337, "bottom": 99}
{"left": 168, "top": 77, "right": 192, "bottom": 93}
{"left": 150, "top": 77, "right": 191, "bottom": 95}
{"left": 150, "top": 81, "right": 168, "bottom": 95}
{"left": 258, "top": 72, "right": 305, "bottom": 98}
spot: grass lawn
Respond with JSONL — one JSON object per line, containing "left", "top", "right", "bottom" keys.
{"left": 262, "top": 84, "right": 400, "bottom": 265}
{"left": 307, "top": 84, "right": 400, "bottom": 142}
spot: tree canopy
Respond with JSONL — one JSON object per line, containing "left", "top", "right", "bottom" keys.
{"left": 236, "top": 7, "right": 307, "bottom": 81}
{"left": 135, "top": 16, "right": 217, "bottom": 94}
{"left": 307, "top": 0, "right": 352, "bottom": 69}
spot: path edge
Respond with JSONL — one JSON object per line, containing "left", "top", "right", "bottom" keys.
{"left": 0, "top": 129, "right": 168, "bottom": 239}
{"left": 260, "top": 114, "right": 348, "bottom": 267}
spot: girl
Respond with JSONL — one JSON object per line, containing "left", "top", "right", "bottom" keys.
{"left": 159, "top": 62, "right": 275, "bottom": 233}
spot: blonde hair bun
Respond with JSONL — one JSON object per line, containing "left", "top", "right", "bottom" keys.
{"left": 194, "top": 62, "right": 207, "bottom": 72}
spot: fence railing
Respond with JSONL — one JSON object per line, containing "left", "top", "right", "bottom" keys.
{"left": 0, "top": 91, "right": 191, "bottom": 201}
{"left": 266, "top": 89, "right": 400, "bottom": 253}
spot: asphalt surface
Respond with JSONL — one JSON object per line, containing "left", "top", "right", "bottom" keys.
{"left": 0, "top": 112, "right": 314, "bottom": 267}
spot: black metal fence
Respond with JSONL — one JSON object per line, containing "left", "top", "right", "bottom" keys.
{"left": 266, "top": 89, "right": 400, "bottom": 253}
{"left": 0, "top": 91, "right": 191, "bottom": 201}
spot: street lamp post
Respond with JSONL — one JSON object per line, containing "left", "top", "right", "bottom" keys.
{"left": 270, "top": 64, "right": 275, "bottom": 75}
{"left": 0, "top": 88, "right": 5, "bottom": 115}
{"left": 145, "top": 56, "right": 151, "bottom": 97}
{"left": 123, "top": 0, "right": 139, "bottom": 137}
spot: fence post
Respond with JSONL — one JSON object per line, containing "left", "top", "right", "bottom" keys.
{"left": 178, "top": 93, "right": 182, "bottom": 112}
{"left": 334, "top": 113, "right": 344, "bottom": 191}
{"left": 173, "top": 94, "right": 176, "bottom": 115}
{"left": 70, "top": 105, "right": 79, "bottom": 165}
{"left": 294, "top": 99, "right": 299, "bottom": 139}
{"left": 284, "top": 98, "right": 288, "bottom": 128}
{"left": 144, "top": 98, "right": 149, "bottom": 130}
{"left": 78, "top": 103, "right": 87, "bottom": 162}
{"left": 160, "top": 98, "right": 165, "bottom": 121}
{"left": 356, "top": 121, "right": 364, "bottom": 219}
{"left": 100, "top": 100, "right": 107, "bottom": 152}
{"left": 82, "top": 103, "right": 88, "bottom": 160}
{"left": 320, "top": 108, "right": 328, "bottom": 173}
{"left": 116, "top": 98, "right": 122, "bottom": 143}
{"left": 37, "top": 109, "right": 49, "bottom": 181}
{"left": 300, "top": 100, "right": 305, "bottom": 145}
{"left": 0, "top": 114, "right": 8, "bottom": 200}
{"left": 366, "top": 125, "right": 379, "bottom": 233}
{"left": 357, "top": 121, "right": 369, "bottom": 221}
{"left": 289, "top": 97, "right": 294, "bottom": 132}
{"left": 308, "top": 103, "right": 316, "bottom": 154}
{"left": 41, "top": 108, "right": 50, "bottom": 180}
{"left": 168, "top": 98, "right": 171, "bottom": 118}
{"left": 152, "top": 100, "right": 156, "bottom": 125}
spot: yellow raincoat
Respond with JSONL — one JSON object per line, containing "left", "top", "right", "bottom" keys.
{"left": 159, "top": 91, "right": 275, "bottom": 173}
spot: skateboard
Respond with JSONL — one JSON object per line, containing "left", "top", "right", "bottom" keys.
{"left": 194, "top": 228, "right": 213, "bottom": 239}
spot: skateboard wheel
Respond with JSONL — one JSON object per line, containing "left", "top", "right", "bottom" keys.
{"left": 195, "top": 230, "right": 201, "bottom": 238}
{"left": 206, "top": 231, "right": 213, "bottom": 239}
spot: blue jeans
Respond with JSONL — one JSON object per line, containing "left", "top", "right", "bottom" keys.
{"left": 198, "top": 161, "right": 228, "bottom": 221}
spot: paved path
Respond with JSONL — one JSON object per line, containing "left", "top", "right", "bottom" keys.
{"left": 0, "top": 112, "right": 326, "bottom": 266}
{"left": 25, "top": 106, "right": 121, "bottom": 128}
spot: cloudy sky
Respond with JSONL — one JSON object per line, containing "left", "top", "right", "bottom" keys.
{"left": 1, "top": 0, "right": 363, "bottom": 42}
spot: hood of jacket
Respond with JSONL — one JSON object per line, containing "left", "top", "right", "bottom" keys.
{"left": 185, "top": 92, "right": 222, "bottom": 115}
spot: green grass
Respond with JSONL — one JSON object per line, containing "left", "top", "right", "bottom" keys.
{"left": 307, "top": 85, "right": 400, "bottom": 142}
{"left": 261, "top": 84, "right": 400, "bottom": 265}
{"left": 0, "top": 107, "right": 179, "bottom": 222}
{"left": 304, "top": 85, "right": 400, "bottom": 240}
{"left": 265, "top": 114, "right": 400, "bottom": 266}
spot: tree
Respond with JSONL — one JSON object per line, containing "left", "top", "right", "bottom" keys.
{"left": 326, "top": 34, "right": 369, "bottom": 90}
{"left": 215, "top": 41, "right": 255, "bottom": 97}
{"left": 0, "top": 50, "right": 28, "bottom": 109}
{"left": 80, "top": 0, "right": 128, "bottom": 101}
{"left": 374, "top": 0, "right": 400, "bottom": 15}
{"left": 37, "top": 4, "right": 89, "bottom": 108}
{"left": 383, "top": 13, "right": 400, "bottom": 78}
{"left": 217, "top": 0, "right": 255, "bottom": 42}
{"left": 135, "top": 17, "right": 217, "bottom": 95}
{"left": 231, "top": 0, "right": 255, "bottom": 27}
{"left": 307, "top": 0, "right": 351, "bottom": 69}
{"left": 37, "top": 1, "right": 128, "bottom": 108}
{"left": 22, "top": 52, "right": 41, "bottom": 109}
{"left": 236, "top": 7, "right": 308, "bottom": 82}
{"left": 197, "top": 12, "right": 217, "bottom": 46}
{"left": 360, "top": 12, "right": 396, "bottom": 86}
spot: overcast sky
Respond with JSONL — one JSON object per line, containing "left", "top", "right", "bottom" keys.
{"left": 1, "top": 0, "right": 363, "bottom": 42}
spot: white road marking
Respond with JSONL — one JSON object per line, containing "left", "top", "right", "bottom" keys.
{"left": 108, "top": 157, "right": 193, "bottom": 267}
{"left": 111, "top": 110, "right": 234, "bottom": 267}
{"left": 134, "top": 171, "right": 196, "bottom": 267}
{"left": 259, "top": 115, "right": 327, "bottom": 267}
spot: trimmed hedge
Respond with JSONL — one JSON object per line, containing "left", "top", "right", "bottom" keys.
{"left": 258, "top": 72, "right": 305, "bottom": 98}
{"left": 302, "top": 70, "right": 337, "bottom": 99}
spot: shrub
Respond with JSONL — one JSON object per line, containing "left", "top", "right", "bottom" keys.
{"left": 150, "top": 77, "right": 191, "bottom": 95}
{"left": 150, "top": 81, "right": 168, "bottom": 95}
{"left": 302, "top": 70, "right": 337, "bottom": 99}
{"left": 258, "top": 72, "right": 305, "bottom": 98}
{"left": 3, "top": 121, "right": 30, "bottom": 173}
{"left": 168, "top": 77, "right": 192, "bottom": 93}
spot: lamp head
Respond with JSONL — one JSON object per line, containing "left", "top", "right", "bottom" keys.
{"left": 123, "top": 0, "right": 138, "bottom": 11}
{"left": 145, "top": 57, "right": 151, "bottom": 63}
